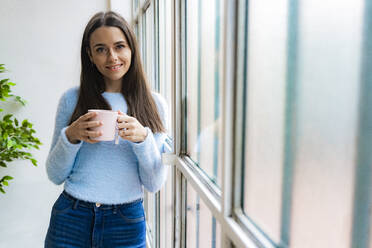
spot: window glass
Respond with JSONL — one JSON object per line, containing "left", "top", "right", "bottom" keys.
{"left": 241, "top": 0, "right": 364, "bottom": 247}
{"left": 241, "top": 0, "right": 288, "bottom": 243}
{"left": 185, "top": 0, "right": 224, "bottom": 187}
{"left": 186, "top": 182, "right": 221, "bottom": 248}
{"left": 160, "top": 167, "right": 173, "bottom": 248}
{"left": 288, "top": 0, "right": 362, "bottom": 247}
{"left": 134, "top": 0, "right": 139, "bottom": 12}
{"left": 134, "top": 23, "right": 139, "bottom": 45}
{"left": 158, "top": 0, "right": 173, "bottom": 136}
{"left": 146, "top": 193, "right": 156, "bottom": 244}
{"left": 141, "top": 13, "right": 147, "bottom": 69}
{"left": 145, "top": 4, "right": 155, "bottom": 90}
{"left": 141, "top": 4, "right": 158, "bottom": 246}
{"left": 157, "top": 1, "right": 174, "bottom": 247}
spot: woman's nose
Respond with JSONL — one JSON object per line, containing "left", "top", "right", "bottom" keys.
{"left": 108, "top": 48, "right": 118, "bottom": 61}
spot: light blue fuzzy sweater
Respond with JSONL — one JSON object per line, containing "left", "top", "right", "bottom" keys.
{"left": 46, "top": 87, "right": 168, "bottom": 204}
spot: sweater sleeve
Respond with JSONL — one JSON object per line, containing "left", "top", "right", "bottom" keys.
{"left": 45, "top": 90, "right": 82, "bottom": 185}
{"left": 130, "top": 93, "right": 169, "bottom": 193}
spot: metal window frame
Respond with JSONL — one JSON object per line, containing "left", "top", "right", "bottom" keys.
{"left": 132, "top": 1, "right": 164, "bottom": 247}
{"left": 172, "top": 0, "right": 264, "bottom": 247}
{"left": 232, "top": 0, "right": 279, "bottom": 247}
{"left": 232, "top": 0, "right": 300, "bottom": 246}
{"left": 132, "top": 0, "right": 294, "bottom": 247}
{"left": 142, "top": 0, "right": 151, "bottom": 12}
{"left": 133, "top": 0, "right": 140, "bottom": 17}
{"left": 171, "top": 0, "right": 268, "bottom": 247}
{"left": 152, "top": 1, "right": 161, "bottom": 247}
{"left": 172, "top": 0, "right": 185, "bottom": 246}
{"left": 351, "top": 0, "right": 372, "bottom": 247}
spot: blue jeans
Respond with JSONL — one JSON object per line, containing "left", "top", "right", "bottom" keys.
{"left": 45, "top": 191, "right": 146, "bottom": 248}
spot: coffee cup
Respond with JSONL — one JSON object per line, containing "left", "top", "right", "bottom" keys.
{"left": 88, "top": 109, "right": 118, "bottom": 141}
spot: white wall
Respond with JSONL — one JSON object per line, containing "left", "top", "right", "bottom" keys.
{"left": 111, "top": 0, "right": 132, "bottom": 21}
{"left": 0, "top": 1, "right": 117, "bottom": 247}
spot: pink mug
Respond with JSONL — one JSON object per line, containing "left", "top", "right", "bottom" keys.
{"left": 88, "top": 109, "right": 118, "bottom": 141}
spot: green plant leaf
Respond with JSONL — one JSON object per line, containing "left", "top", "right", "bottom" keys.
{"left": 31, "top": 158, "right": 37, "bottom": 166}
{"left": 3, "top": 114, "right": 12, "bottom": 122}
{"left": 15, "top": 96, "right": 26, "bottom": 106}
{"left": 0, "top": 64, "right": 41, "bottom": 193}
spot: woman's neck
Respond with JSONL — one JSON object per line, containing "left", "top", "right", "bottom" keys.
{"left": 104, "top": 79, "right": 122, "bottom": 92}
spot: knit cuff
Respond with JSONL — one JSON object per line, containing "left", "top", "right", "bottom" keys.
{"left": 60, "top": 126, "right": 83, "bottom": 151}
{"left": 131, "top": 127, "right": 156, "bottom": 153}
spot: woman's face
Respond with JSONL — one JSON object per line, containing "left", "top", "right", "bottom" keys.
{"left": 89, "top": 26, "right": 132, "bottom": 87}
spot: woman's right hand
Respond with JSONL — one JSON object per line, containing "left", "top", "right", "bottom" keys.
{"left": 65, "top": 112, "right": 103, "bottom": 144}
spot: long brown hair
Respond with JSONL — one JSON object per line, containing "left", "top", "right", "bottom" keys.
{"left": 69, "top": 11, "right": 165, "bottom": 133}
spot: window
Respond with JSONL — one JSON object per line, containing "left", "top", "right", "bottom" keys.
{"left": 134, "top": 20, "right": 139, "bottom": 45}
{"left": 130, "top": 0, "right": 372, "bottom": 247}
{"left": 160, "top": 167, "right": 174, "bottom": 248}
{"left": 186, "top": 183, "right": 221, "bottom": 248}
{"left": 185, "top": 0, "right": 224, "bottom": 187}
{"left": 239, "top": 0, "right": 288, "bottom": 243}
{"left": 132, "top": 1, "right": 174, "bottom": 247}
{"left": 158, "top": 0, "right": 173, "bottom": 136}
{"left": 235, "top": 0, "right": 367, "bottom": 247}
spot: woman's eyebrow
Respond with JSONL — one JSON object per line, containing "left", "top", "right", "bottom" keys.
{"left": 93, "top": 41, "right": 127, "bottom": 48}
{"left": 114, "top": 40, "right": 127, "bottom": 45}
{"left": 93, "top": 43, "right": 106, "bottom": 48}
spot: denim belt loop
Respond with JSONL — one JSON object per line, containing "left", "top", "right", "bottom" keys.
{"left": 113, "top": 205, "right": 118, "bottom": 214}
{"left": 73, "top": 199, "right": 79, "bottom": 210}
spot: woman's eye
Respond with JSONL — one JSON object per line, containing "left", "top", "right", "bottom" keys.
{"left": 116, "top": 45, "right": 125, "bottom": 49}
{"left": 96, "top": 47, "right": 106, "bottom": 53}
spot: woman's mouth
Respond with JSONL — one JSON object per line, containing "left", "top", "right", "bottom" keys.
{"left": 106, "top": 64, "right": 123, "bottom": 71}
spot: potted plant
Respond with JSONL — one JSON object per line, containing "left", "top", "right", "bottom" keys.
{"left": 0, "top": 64, "right": 42, "bottom": 193}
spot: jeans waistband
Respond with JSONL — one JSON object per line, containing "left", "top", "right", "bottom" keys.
{"left": 62, "top": 190, "right": 143, "bottom": 210}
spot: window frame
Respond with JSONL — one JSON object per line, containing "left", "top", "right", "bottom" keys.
{"left": 130, "top": 0, "right": 290, "bottom": 247}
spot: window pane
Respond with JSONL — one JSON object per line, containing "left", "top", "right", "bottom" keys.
{"left": 160, "top": 167, "right": 173, "bottom": 248}
{"left": 159, "top": 0, "right": 173, "bottom": 135}
{"left": 142, "top": 5, "right": 157, "bottom": 246}
{"left": 134, "top": 23, "right": 139, "bottom": 43}
{"left": 145, "top": 4, "right": 155, "bottom": 90}
{"left": 145, "top": 192, "right": 156, "bottom": 245}
{"left": 242, "top": 0, "right": 288, "bottom": 243}
{"left": 134, "top": 0, "right": 139, "bottom": 12}
{"left": 289, "top": 0, "right": 363, "bottom": 247}
{"left": 141, "top": 13, "right": 147, "bottom": 69}
{"left": 157, "top": 0, "right": 173, "bottom": 245}
{"left": 186, "top": 182, "right": 221, "bottom": 248}
{"left": 185, "top": 0, "right": 224, "bottom": 186}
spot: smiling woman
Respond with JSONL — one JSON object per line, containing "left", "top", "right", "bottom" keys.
{"left": 44, "top": 11, "right": 168, "bottom": 248}
{"left": 88, "top": 26, "right": 132, "bottom": 92}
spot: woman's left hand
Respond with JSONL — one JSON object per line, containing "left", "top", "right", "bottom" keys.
{"left": 117, "top": 110, "right": 148, "bottom": 143}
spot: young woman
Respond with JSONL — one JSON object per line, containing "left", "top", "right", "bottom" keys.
{"left": 44, "top": 11, "right": 168, "bottom": 248}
